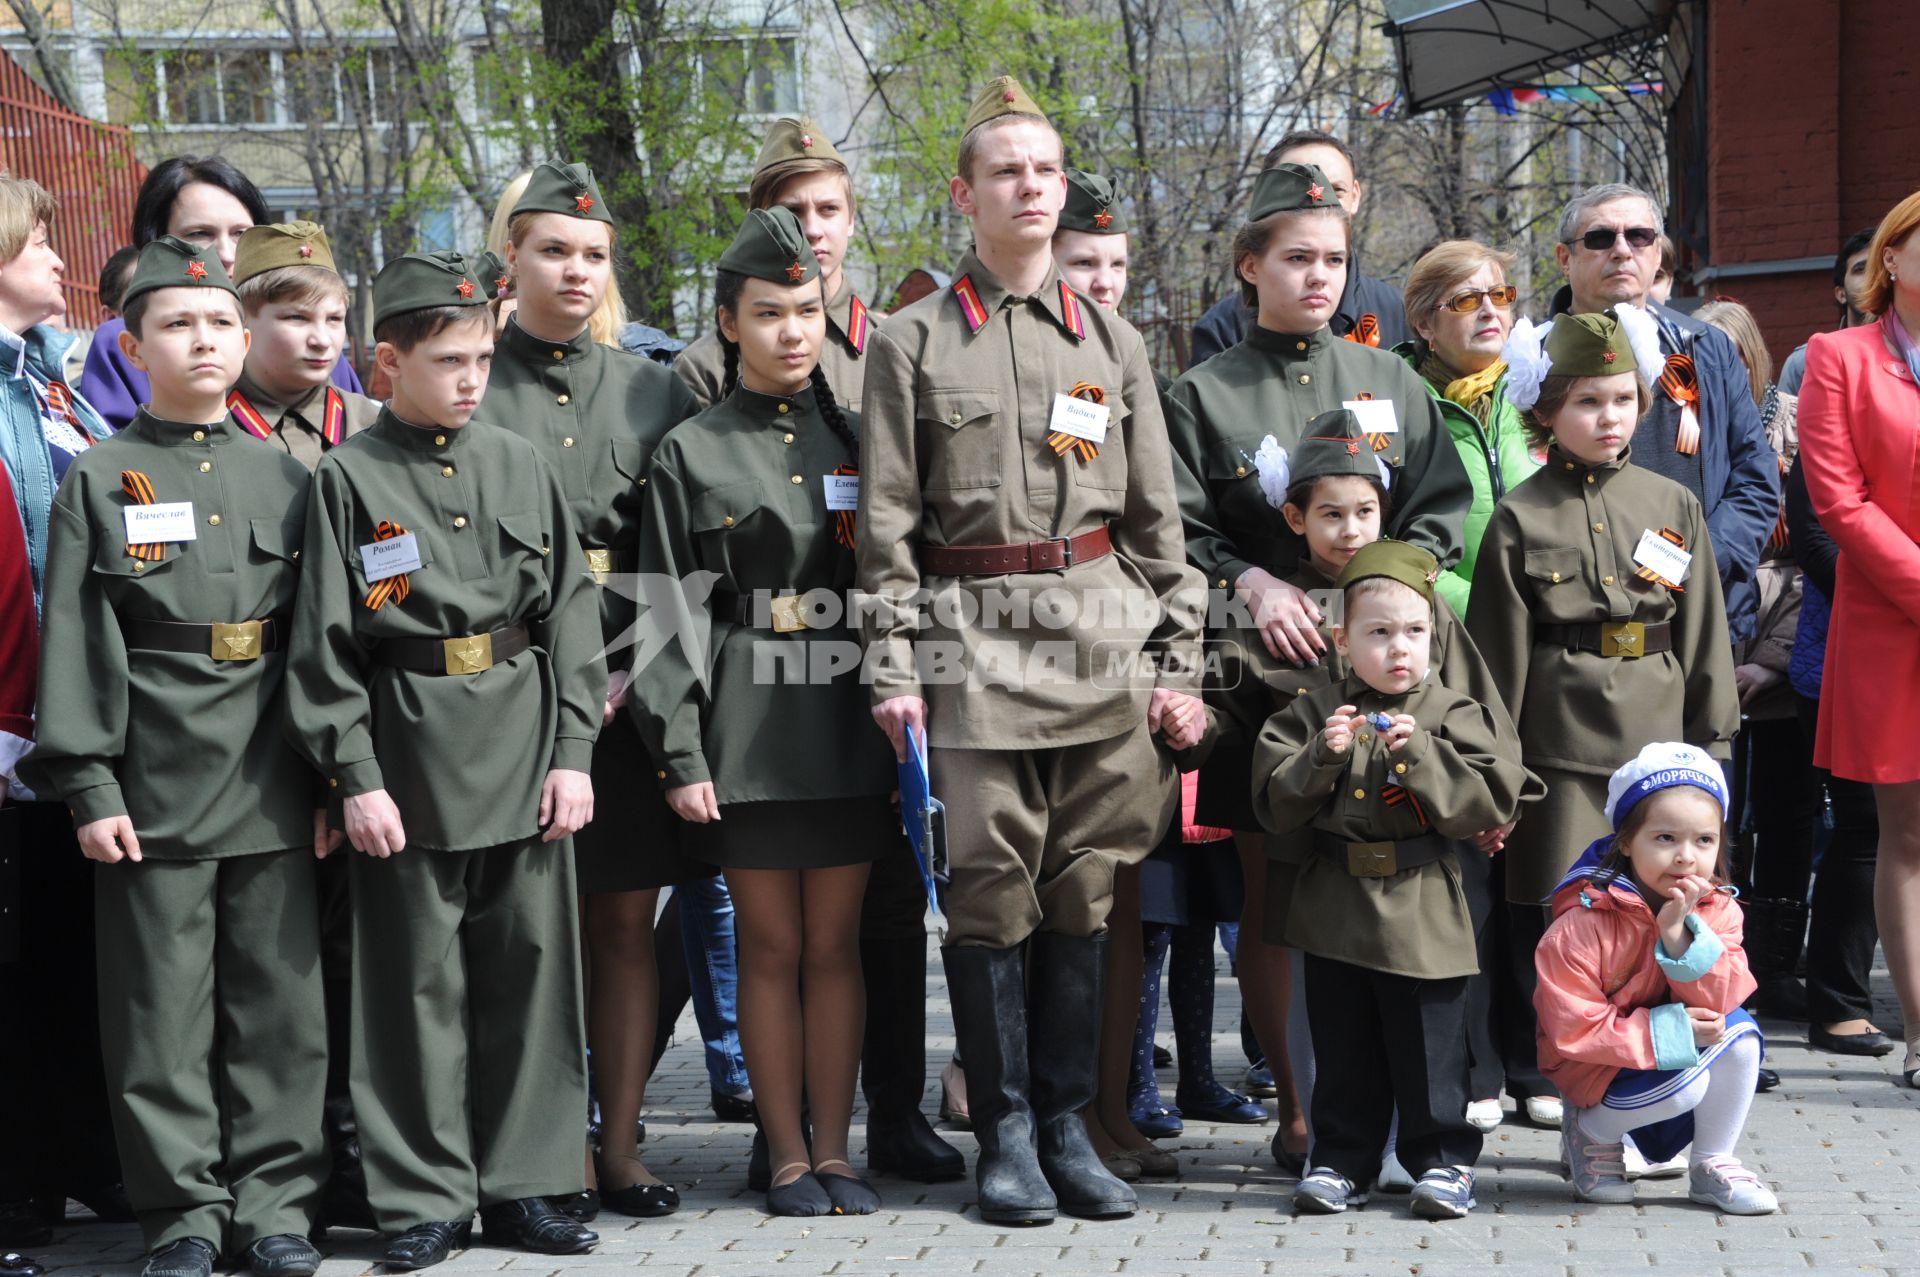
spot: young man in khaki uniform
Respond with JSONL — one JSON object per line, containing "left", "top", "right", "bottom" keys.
{"left": 854, "top": 77, "right": 1206, "bottom": 1226}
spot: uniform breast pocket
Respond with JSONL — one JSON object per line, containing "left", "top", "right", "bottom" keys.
{"left": 1075, "top": 394, "right": 1133, "bottom": 491}
{"left": 496, "top": 512, "right": 552, "bottom": 599}
{"left": 689, "top": 479, "right": 768, "bottom": 577}
{"left": 611, "top": 438, "right": 654, "bottom": 486}
{"left": 90, "top": 537, "right": 186, "bottom": 583}
{"left": 1523, "top": 547, "right": 1586, "bottom": 616}
{"left": 918, "top": 388, "right": 1002, "bottom": 490}
{"left": 248, "top": 516, "right": 303, "bottom": 569}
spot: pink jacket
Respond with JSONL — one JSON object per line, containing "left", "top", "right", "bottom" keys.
{"left": 1533, "top": 867, "right": 1755, "bottom": 1109}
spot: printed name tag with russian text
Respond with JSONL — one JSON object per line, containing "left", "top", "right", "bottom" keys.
{"left": 123, "top": 502, "right": 197, "bottom": 543}
{"left": 823, "top": 474, "right": 860, "bottom": 510}
{"left": 1632, "top": 529, "right": 1692, "bottom": 583}
{"left": 359, "top": 531, "right": 422, "bottom": 582}
{"left": 1342, "top": 399, "right": 1399, "bottom": 434}
{"left": 1049, "top": 393, "right": 1110, "bottom": 444}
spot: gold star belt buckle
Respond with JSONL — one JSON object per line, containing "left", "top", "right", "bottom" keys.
{"left": 443, "top": 631, "right": 494, "bottom": 675}
{"left": 1599, "top": 620, "right": 1646, "bottom": 658}
{"left": 210, "top": 620, "right": 263, "bottom": 661}
{"left": 767, "top": 594, "right": 809, "bottom": 634}
{"left": 1346, "top": 841, "right": 1399, "bottom": 878}
{"left": 584, "top": 547, "right": 613, "bottom": 583}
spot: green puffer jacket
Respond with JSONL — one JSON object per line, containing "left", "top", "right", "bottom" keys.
{"left": 1398, "top": 343, "right": 1543, "bottom": 617}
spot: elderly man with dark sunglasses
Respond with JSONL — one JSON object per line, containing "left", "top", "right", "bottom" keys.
{"left": 1548, "top": 182, "right": 1779, "bottom": 646}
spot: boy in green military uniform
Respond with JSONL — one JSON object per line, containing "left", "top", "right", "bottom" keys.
{"left": 19, "top": 238, "right": 327, "bottom": 1277}
{"left": 283, "top": 251, "right": 603, "bottom": 1270}
{"left": 1252, "top": 540, "right": 1540, "bottom": 1221}
{"left": 855, "top": 77, "right": 1206, "bottom": 1226}
{"left": 676, "top": 117, "right": 877, "bottom": 412}
{"left": 227, "top": 222, "right": 379, "bottom": 471}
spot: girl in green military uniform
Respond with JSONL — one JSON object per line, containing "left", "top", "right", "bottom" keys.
{"left": 632, "top": 207, "right": 897, "bottom": 1218}
{"left": 1467, "top": 308, "right": 1740, "bottom": 908}
{"left": 482, "top": 161, "right": 706, "bottom": 1219}
{"left": 1166, "top": 162, "right": 1474, "bottom": 1172}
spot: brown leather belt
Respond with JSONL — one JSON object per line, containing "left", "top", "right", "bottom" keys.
{"left": 920, "top": 525, "right": 1112, "bottom": 577}
{"left": 712, "top": 589, "right": 842, "bottom": 633}
{"left": 1539, "top": 620, "right": 1673, "bottom": 659}
{"left": 121, "top": 614, "right": 287, "bottom": 661}
{"left": 375, "top": 624, "right": 532, "bottom": 676}
{"left": 1313, "top": 829, "right": 1453, "bottom": 879}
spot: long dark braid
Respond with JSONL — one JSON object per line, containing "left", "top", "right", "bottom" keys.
{"left": 809, "top": 363, "right": 858, "bottom": 462}
{"left": 715, "top": 268, "right": 745, "bottom": 398}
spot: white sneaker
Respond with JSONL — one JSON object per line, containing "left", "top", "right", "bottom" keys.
{"left": 1623, "top": 1136, "right": 1688, "bottom": 1180}
{"left": 1376, "top": 1149, "right": 1416, "bottom": 1193}
{"left": 1562, "top": 1107, "right": 1635, "bottom": 1204}
{"left": 1687, "top": 1155, "right": 1779, "bottom": 1215}
{"left": 1524, "top": 1095, "right": 1564, "bottom": 1128}
{"left": 1464, "top": 1099, "right": 1503, "bottom": 1133}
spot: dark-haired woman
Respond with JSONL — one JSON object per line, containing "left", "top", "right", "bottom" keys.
{"left": 632, "top": 207, "right": 896, "bottom": 1218}
{"left": 78, "top": 155, "right": 362, "bottom": 429}
{"left": 479, "top": 161, "right": 706, "bottom": 1220}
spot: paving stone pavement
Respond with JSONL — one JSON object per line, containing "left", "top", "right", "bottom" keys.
{"left": 27, "top": 940, "right": 1918, "bottom": 1276}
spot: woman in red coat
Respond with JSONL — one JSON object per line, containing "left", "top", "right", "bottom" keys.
{"left": 1799, "top": 188, "right": 1920, "bottom": 1090}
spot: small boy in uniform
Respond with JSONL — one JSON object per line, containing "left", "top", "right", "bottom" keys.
{"left": 20, "top": 237, "right": 327, "bottom": 1277}
{"left": 282, "top": 251, "right": 604, "bottom": 1271}
{"left": 1252, "top": 540, "right": 1540, "bottom": 1220}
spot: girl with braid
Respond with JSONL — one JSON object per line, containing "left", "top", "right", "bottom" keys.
{"left": 631, "top": 207, "right": 898, "bottom": 1217}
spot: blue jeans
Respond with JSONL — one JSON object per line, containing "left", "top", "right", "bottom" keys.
{"left": 675, "top": 874, "right": 750, "bottom": 1096}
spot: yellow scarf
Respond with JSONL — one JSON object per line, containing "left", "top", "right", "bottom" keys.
{"left": 1424, "top": 353, "right": 1507, "bottom": 426}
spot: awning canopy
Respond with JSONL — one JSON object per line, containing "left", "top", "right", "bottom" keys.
{"left": 1383, "top": 0, "right": 1669, "bottom": 114}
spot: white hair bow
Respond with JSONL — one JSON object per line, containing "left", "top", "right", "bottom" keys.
{"left": 1254, "top": 435, "right": 1290, "bottom": 509}
{"left": 1500, "top": 317, "right": 1554, "bottom": 411}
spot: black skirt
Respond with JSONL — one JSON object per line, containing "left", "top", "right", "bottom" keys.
{"left": 684, "top": 794, "right": 901, "bottom": 872}
{"left": 574, "top": 716, "right": 714, "bottom": 894}
{"left": 1139, "top": 818, "right": 1245, "bottom": 928}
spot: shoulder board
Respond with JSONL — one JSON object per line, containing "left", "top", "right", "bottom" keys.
{"left": 952, "top": 275, "right": 988, "bottom": 334}
{"left": 1058, "top": 280, "right": 1086, "bottom": 342}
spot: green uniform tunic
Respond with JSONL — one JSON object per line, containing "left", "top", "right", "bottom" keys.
{"left": 1252, "top": 675, "right": 1540, "bottom": 979}
{"left": 631, "top": 384, "right": 896, "bottom": 867}
{"left": 674, "top": 274, "right": 875, "bottom": 413}
{"left": 226, "top": 369, "right": 379, "bottom": 472}
{"left": 283, "top": 408, "right": 604, "bottom": 1226}
{"left": 484, "top": 316, "right": 705, "bottom": 892}
{"left": 18, "top": 409, "right": 325, "bottom": 1252}
{"left": 1466, "top": 444, "right": 1740, "bottom": 904}
{"left": 856, "top": 251, "right": 1203, "bottom": 945}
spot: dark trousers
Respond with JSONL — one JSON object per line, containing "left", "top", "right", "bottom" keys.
{"left": 0, "top": 801, "right": 120, "bottom": 1204}
{"left": 1302, "top": 954, "right": 1481, "bottom": 1184}
{"left": 1732, "top": 715, "right": 1821, "bottom": 905}
{"left": 1798, "top": 695, "right": 1883, "bottom": 1023}
{"left": 1470, "top": 854, "right": 1556, "bottom": 1101}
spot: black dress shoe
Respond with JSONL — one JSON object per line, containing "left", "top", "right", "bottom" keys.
{"left": 1, "top": 1252, "right": 46, "bottom": 1277}
{"left": 0, "top": 1202, "right": 50, "bottom": 1249}
{"left": 381, "top": 1220, "right": 471, "bottom": 1271}
{"left": 141, "top": 1238, "right": 218, "bottom": 1277}
{"left": 550, "top": 1189, "right": 599, "bottom": 1222}
{"left": 711, "top": 1089, "right": 756, "bottom": 1123}
{"left": 601, "top": 1181, "right": 679, "bottom": 1218}
{"left": 246, "top": 1234, "right": 321, "bottom": 1277}
{"left": 479, "top": 1197, "right": 597, "bottom": 1255}
{"left": 1755, "top": 1067, "right": 1781, "bottom": 1093}
{"left": 1809, "top": 1024, "right": 1897, "bottom": 1057}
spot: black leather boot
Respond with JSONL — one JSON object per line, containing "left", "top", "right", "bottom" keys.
{"left": 942, "top": 944, "right": 1055, "bottom": 1224}
{"left": 862, "top": 937, "right": 965, "bottom": 1182}
{"left": 1740, "top": 897, "right": 1809, "bottom": 1021}
{"left": 1026, "top": 931, "right": 1136, "bottom": 1219}
{"left": 315, "top": 1095, "right": 375, "bottom": 1233}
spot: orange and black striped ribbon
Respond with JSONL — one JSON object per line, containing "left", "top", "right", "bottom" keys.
{"left": 120, "top": 470, "right": 168, "bottom": 562}
{"left": 1634, "top": 526, "right": 1689, "bottom": 592}
{"left": 1342, "top": 314, "right": 1381, "bottom": 347}
{"left": 1381, "top": 783, "right": 1428, "bottom": 827}
{"left": 831, "top": 464, "right": 858, "bottom": 548}
{"left": 1348, "top": 391, "right": 1392, "bottom": 452}
{"left": 45, "top": 380, "right": 89, "bottom": 438}
{"left": 1046, "top": 381, "right": 1104, "bottom": 463}
{"left": 1658, "top": 353, "right": 1701, "bottom": 455}
{"left": 362, "top": 521, "right": 413, "bottom": 612}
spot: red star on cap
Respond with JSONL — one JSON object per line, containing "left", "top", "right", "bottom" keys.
{"left": 1003, "top": 89, "right": 1016, "bottom": 102}
{"left": 1093, "top": 211, "right": 1113, "bottom": 229}
{"left": 799, "top": 134, "right": 813, "bottom": 149}
{"left": 1307, "top": 183, "right": 1325, "bottom": 203}
{"left": 786, "top": 261, "right": 807, "bottom": 282}
{"left": 1345, "top": 441, "right": 1360, "bottom": 455}
{"left": 455, "top": 280, "right": 475, "bottom": 299}
{"left": 575, "top": 193, "right": 595, "bottom": 213}
{"left": 1601, "top": 350, "right": 1617, "bottom": 364}
{"left": 185, "top": 260, "right": 207, "bottom": 280}
{"left": 298, "top": 244, "right": 314, "bottom": 258}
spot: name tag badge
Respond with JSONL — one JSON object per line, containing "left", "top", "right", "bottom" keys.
{"left": 1343, "top": 399, "right": 1399, "bottom": 434}
{"left": 823, "top": 474, "right": 860, "bottom": 511}
{"left": 1632, "top": 529, "right": 1693, "bottom": 583}
{"left": 1049, "top": 393, "right": 1110, "bottom": 444}
{"left": 122, "top": 502, "right": 197, "bottom": 544}
{"left": 359, "top": 531, "right": 422, "bottom": 582}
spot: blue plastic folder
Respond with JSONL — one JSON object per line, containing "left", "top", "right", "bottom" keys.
{"left": 897, "top": 725, "right": 947, "bottom": 915}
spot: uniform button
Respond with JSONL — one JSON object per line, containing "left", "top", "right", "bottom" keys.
{"left": 1565, "top": 462, "right": 1576, "bottom": 471}
{"left": 453, "top": 516, "right": 467, "bottom": 528}
{"left": 556, "top": 393, "right": 570, "bottom": 405}
{"left": 1603, "top": 575, "right": 1615, "bottom": 586}
{"left": 783, "top": 433, "right": 795, "bottom": 444}
{"left": 1357, "top": 733, "right": 1371, "bottom": 743}
{"left": 441, "top": 466, "right": 454, "bottom": 477}
{"left": 777, "top": 403, "right": 790, "bottom": 414}
{"left": 949, "top": 412, "right": 962, "bottom": 425}
{"left": 791, "top": 475, "right": 802, "bottom": 485}
{"left": 1296, "top": 341, "right": 1307, "bottom": 351}
{"left": 329, "top": 777, "right": 339, "bottom": 788}
{"left": 207, "top": 514, "right": 220, "bottom": 526}
{"left": 722, "top": 515, "right": 734, "bottom": 527}
{"left": 1352, "top": 787, "right": 1367, "bottom": 800}
{"left": 563, "top": 437, "right": 575, "bottom": 447}
{"left": 192, "top": 429, "right": 206, "bottom": 441}
{"left": 1394, "top": 762, "right": 1408, "bottom": 775}
{"left": 540, "top": 547, "right": 550, "bottom": 556}
{"left": 1235, "top": 465, "right": 1247, "bottom": 477}
{"left": 133, "top": 561, "right": 144, "bottom": 572}
{"left": 1298, "top": 374, "right": 1310, "bottom": 385}
{"left": 638, "top": 478, "right": 647, "bottom": 487}
{"left": 1550, "top": 572, "right": 1562, "bottom": 583}
{"left": 656, "top": 770, "right": 667, "bottom": 780}
{"left": 292, "top": 550, "right": 300, "bottom": 560}
{"left": 1217, "top": 578, "right": 1228, "bottom": 589}
{"left": 552, "top": 350, "right": 565, "bottom": 360}
{"left": 434, "top": 434, "right": 447, "bottom": 445}
{"left": 198, "top": 461, "right": 211, "bottom": 473}
{"left": 1592, "top": 521, "right": 1605, "bottom": 533}
{"left": 1586, "top": 473, "right": 1596, "bottom": 484}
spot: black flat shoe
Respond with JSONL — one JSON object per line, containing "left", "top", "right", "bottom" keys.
{"left": 246, "top": 1233, "right": 321, "bottom": 1277}
{"left": 814, "top": 1162, "right": 880, "bottom": 1215}
{"left": 479, "top": 1197, "right": 597, "bottom": 1255}
{"left": 550, "top": 1189, "right": 599, "bottom": 1222}
{"left": 1755, "top": 1067, "right": 1780, "bottom": 1093}
{"left": 381, "top": 1220, "right": 471, "bottom": 1271}
{"left": 765, "top": 1169, "right": 833, "bottom": 1217}
{"left": 141, "top": 1238, "right": 218, "bottom": 1277}
{"left": 602, "top": 1181, "right": 678, "bottom": 1218}
{"left": 1, "top": 1253, "right": 46, "bottom": 1277}
{"left": 0, "top": 1203, "right": 49, "bottom": 1249}
{"left": 710, "top": 1089, "right": 757, "bottom": 1123}
{"left": 1808, "top": 1025, "right": 1897, "bottom": 1057}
